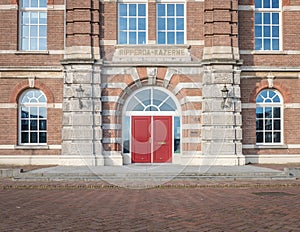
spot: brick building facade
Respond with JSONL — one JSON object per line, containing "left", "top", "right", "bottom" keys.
{"left": 0, "top": 0, "right": 299, "bottom": 166}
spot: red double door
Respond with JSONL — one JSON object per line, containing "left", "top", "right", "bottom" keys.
{"left": 131, "top": 116, "right": 172, "bottom": 163}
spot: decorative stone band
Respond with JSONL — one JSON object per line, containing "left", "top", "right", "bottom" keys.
{"left": 112, "top": 45, "right": 192, "bottom": 63}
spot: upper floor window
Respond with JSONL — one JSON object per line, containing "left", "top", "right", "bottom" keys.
{"left": 19, "top": 0, "right": 47, "bottom": 51}
{"left": 256, "top": 89, "right": 283, "bottom": 145}
{"left": 118, "top": 3, "right": 147, "bottom": 44}
{"left": 19, "top": 89, "right": 47, "bottom": 145}
{"left": 254, "top": 0, "right": 280, "bottom": 51}
{"left": 157, "top": 3, "right": 185, "bottom": 44}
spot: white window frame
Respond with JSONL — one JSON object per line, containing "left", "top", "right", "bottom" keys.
{"left": 156, "top": 3, "right": 186, "bottom": 45}
{"left": 118, "top": 3, "right": 148, "bottom": 44}
{"left": 18, "top": 89, "right": 47, "bottom": 145}
{"left": 19, "top": 0, "right": 47, "bottom": 51}
{"left": 254, "top": 0, "right": 282, "bottom": 51}
{"left": 256, "top": 89, "right": 283, "bottom": 145}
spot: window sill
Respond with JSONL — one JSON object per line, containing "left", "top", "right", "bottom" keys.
{"left": 255, "top": 144, "right": 288, "bottom": 149}
{"left": 15, "top": 51, "right": 49, "bottom": 55}
{"left": 15, "top": 145, "right": 49, "bottom": 150}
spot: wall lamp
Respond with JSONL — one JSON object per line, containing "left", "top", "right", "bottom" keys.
{"left": 221, "top": 84, "right": 229, "bottom": 109}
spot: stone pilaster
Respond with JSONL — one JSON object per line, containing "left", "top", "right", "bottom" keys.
{"left": 60, "top": 0, "right": 104, "bottom": 166}
{"left": 202, "top": 0, "right": 245, "bottom": 165}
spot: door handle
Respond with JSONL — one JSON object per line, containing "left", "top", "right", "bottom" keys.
{"left": 158, "top": 141, "right": 166, "bottom": 145}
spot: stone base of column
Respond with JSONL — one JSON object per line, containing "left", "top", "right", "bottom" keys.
{"left": 103, "top": 151, "right": 123, "bottom": 166}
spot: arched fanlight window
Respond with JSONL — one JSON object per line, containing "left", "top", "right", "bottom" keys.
{"left": 256, "top": 89, "right": 283, "bottom": 144}
{"left": 125, "top": 88, "right": 177, "bottom": 112}
{"left": 19, "top": 89, "right": 47, "bottom": 145}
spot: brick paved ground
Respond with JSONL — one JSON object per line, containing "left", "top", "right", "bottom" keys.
{"left": 0, "top": 179, "right": 300, "bottom": 231}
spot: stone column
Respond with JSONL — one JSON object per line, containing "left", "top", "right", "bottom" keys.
{"left": 60, "top": 0, "right": 104, "bottom": 166}
{"left": 201, "top": 0, "right": 245, "bottom": 165}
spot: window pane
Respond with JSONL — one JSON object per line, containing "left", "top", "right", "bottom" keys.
{"left": 22, "top": 108, "right": 29, "bottom": 118}
{"left": 158, "top": 18, "right": 165, "bottom": 30}
{"left": 272, "top": 0, "right": 279, "bottom": 8}
{"left": 30, "top": 39, "right": 38, "bottom": 50}
{"left": 158, "top": 32, "right": 165, "bottom": 44}
{"left": 39, "top": 26, "right": 47, "bottom": 37}
{"left": 129, "top": 4, "right": 136, "bottom": 16}
{"left": 138, "top": 32, "right": 146, "bottom": 44}
{"left": 255, "top": 13, "right": 262, "bottom": 24}
{"left": 22, "top": 26, "right": 29, "bottom": 37}
{"left": 263, "top": 13, "right": 270, "bottom": 24}
{"left": 273, "top": 107, "right": 280, "bottom": 118}
{"left": 274, "top": 120, "right": 280, "bottom": 130}
{"left": 119, "top": 32, "right": 127, "bottom": 44}
{"left": 272, "top": 26, "right": 279, "bottom": 37}
{"left": 255, "top": 0, "right": 262, "bottom": 8}
{"left": 167, "top": 32, "right": 175, "bottom": 44}
{"left": 256, "top": 119, "right": 263, "bottom": 130}
{"left": 263, "top": 0, "right": 270, "bottom": 8}
{"left": 129, "top": 18, "right": 136, "bottom": 30}
{"left": 255, "top": 39, "right": 262, "bottom": 50}
{"left": 138, "top": 18, "right": 146, "bottom": 30}
{"left": 138, "top": 4, "right": 146, "bottom": 16}
{"left": 40, "top": 12, "right": 47, "bottom": 24}
{"left": 176, "top": 4, "right": 184, "bottom": 16}
{"left": 256, "top": 107, "right": 263, "bottom": 118}
{"left": 265, "top": 119, "right": 272, "bottom": 130}
{"left": 264, "top": 39, "right": 271, "bottom": 50}
{"left": 167, "top": 18, "right": 175, "bottom": 30}
{"left": 40, "top": 0, "right": 47, "bottom": 8}
{"left": 22, "top": 0, "right": 30, "bottom": 8}
{"left": 272, "top": 13, "right": 279, "bottom": 24}
{"left": 31, "top": 0, "right": 38, "bottom": 8}
{"left": 119, "top": 4, "right": 127, "bottom": 16}
{"left": 272, "top": 39, "right": 279, "bottom": 50}
{"left": 30, "top": 132, "right": 38, "bottom": 143}
{"left": 265, "top": 132, "right": 272, "bottom": 142}
{"left": 176, "top": 32, "right": 184, "bottom": 44}
{"left": 264, "top": 26, "right": 271, "bottom": 37}
{"left": 39, "top": 132, "right": 47, "bottom": 143}
{"left": 21, "top": 132, "right": 29, "bottom": 143}
{"left": 129, "top": 32, "right": 136, "bottom": 44}
{"left": 157, "top": 4, "right": 165, "bottom": 16}
{"left": 30, "top": 26, "right": 38, "bottom": 36}
{"left": 256, "top": 132, "right": 263, "bottom": 143}
{"left": 255, "top": 26, "right": 262, "bottom": 37}
{"left": 177, "top": 18, "right": 184, "bottom": 30}
{"left": 265, "top": 107, "right": 272, "bottom": 118}
{"left": 21, "top": 120, "right": 29, "bottom": 130}
{"left": 167, "top": 4, "right": 175, "bottom": 16}
{"left": 119, "top": 18, "right": 127, "bottom": 30}
{"left": 22, "top": 12, "right": 30, "bottom": 24}
{"left": 30, "top": 12, "right": 39, "bottom": 24}
{"left": 39, "top": 120, "right": 47, "bottom": 130}
{"left": 30, "top": 120, "right": 38, "bottom": 130}
{"left": 39, "top": 107, "right": 47, "bottom": 118}
{"left": 273, "top": 132, "right": 281, "bottom": 142}
{"left": 174, "top": 117, "right": 181, "bottom": 153}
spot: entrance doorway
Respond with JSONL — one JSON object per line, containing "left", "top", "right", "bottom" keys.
{"left": 132, "top": 116, "right": 172, "bottom": 163}
{"left": 122, "top": 87, "right": 181, "bottom": 164}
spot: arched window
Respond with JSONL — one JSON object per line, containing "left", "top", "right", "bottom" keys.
{"left": 256, "top": 89, "right": 283, "bottom": 144}
{"left": 19, "top": 89, "right": 47, "bottom": 145}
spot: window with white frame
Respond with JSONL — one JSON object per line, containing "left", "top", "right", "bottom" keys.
{"left": 19, "top": 89, "right": 47, "bottom": 145}
{"left": 254, "top": 0, "right": 280, "bottom": 50}
{"left": 157, "top": 3, "right": 185, "bottom": 44}
{"left": 256, "top": 89, "right": 283, "bottom": 144}
{"left": 20, "top": 0, "right": 47, "bottom": 51}
{"left": 118, "top": 3, "right": 147, "bottom": 44}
